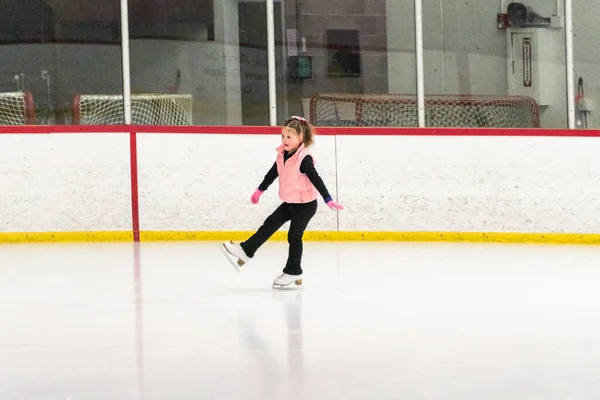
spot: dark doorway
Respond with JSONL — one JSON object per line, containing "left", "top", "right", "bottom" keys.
{"left": 238, "top": 1, "right": 282, "bottom": 125}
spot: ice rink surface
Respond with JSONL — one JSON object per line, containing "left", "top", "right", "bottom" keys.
{"left": 0, "top": 241, "right": 599, "bottom": 399}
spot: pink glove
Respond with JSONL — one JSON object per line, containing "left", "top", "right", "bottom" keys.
{"left": 250, "top": 189, "right": 264, "bottom": 204}
{"left": 327, "top": 200, "right": 344, "bottom": 210}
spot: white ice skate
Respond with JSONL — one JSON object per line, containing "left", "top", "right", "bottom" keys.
{"left": 272, "top": 273, "right": 303, "bottom": 289}
{"left": 221, "top": 240, "right": 250, "bottom": 273}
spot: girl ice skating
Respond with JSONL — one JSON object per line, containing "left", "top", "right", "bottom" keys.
{"left": 221, "top": 116, "right": 343, "bottom": 288}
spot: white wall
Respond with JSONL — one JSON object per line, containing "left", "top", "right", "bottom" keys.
{"left": 136, "top": 134, "right": 338, "bottom": 231}
{"left": 336, "top": 135, "right": 600, "bottom": 232}
{"left": 0, "top": 133, "right": 132, "bottom": 232}
{"left": 2, "top": 130, "right": 600, "bottom": 235}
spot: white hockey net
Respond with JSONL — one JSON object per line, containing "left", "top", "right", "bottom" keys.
{"left": 0, "top": 91, "right": 35, "bottom": 125}
{"left": 72, "top": 94, "right": 193, "bottom": 125}
{"left": 310, "top": 93, "right": 540, "bottom": 128}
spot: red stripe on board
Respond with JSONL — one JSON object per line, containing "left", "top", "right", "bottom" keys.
{"left": 1, "top": 125, "right": 600, "bottom": 137}
{"left": 0, "top": 125, "right": 282, "bottom": 135}
{"left": 311, "top": 127, "right": 597, "bottom": 137}
{"left": 0, "top": 126, "right": 130, "bottom": 134}
{"left": 129, "top": 131, "right": 140, "bottom": 242}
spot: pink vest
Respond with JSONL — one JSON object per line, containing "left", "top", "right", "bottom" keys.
{"left": 276, "top": 144, "right": 318, "bottom": 204}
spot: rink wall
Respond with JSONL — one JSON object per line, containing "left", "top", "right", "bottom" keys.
{"left": 1, "top": 125, "right": 600, "bottom": 244}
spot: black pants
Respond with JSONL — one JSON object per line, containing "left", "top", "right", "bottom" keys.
{"left": 241, "top": 200, "right": 317, "bottom": 275}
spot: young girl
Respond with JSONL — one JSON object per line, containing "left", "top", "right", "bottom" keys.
{"left": 221, "top": 116, "right": 343, "bottom": 288}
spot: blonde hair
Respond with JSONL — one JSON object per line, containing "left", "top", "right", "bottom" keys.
{"left": 283, "top": 116, "right": 315, "bottom": 147}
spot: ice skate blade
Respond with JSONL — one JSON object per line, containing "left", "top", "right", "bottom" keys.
{"left": 272, "top": 279, "right": 303, "bottom": 290}
{"left": 220, "top": 243, "right": 243, "bottom": 273}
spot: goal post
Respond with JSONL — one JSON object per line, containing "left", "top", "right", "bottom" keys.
{"left": 0, "top": 91, "right": 36, "bottom": 125}
{"left": 309, "top": 93, "right": 540, "bottom": 128}
{"left": 72, "top": 93, "right": 193, "bottom": 125}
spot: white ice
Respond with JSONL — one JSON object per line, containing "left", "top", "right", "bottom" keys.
{"left": 0, "top": 241, "right": 600, "bottom": 399}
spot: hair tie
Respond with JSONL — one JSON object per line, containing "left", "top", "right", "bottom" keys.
{"left": 291, "top": 116, "right": 308, "bottom": 123}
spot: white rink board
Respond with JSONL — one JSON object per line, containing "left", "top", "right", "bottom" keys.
{"left": 337, "top": 135, "right": 600, "bottom": 233}
{"left": 136, "top": 134, "right": 338, "bottom": 231}
{"left": 2, "top": 131, "right": 600, "bottom": 235}
{"left": 0, "top": 134, "right": 132, "bottom": 232}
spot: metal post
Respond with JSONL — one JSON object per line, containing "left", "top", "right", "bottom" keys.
{"left": 415, "top": 0, "right": 425, "bottom": 127}
{"left": 266, "top": 0, "right": 277, "bottom": 125}
{"left": 280, "top": 0, "right": 289, "bottom": 119}
{"left": 121, "top": 0, "right": 132, "bottom": 125}
{"left": 564, "top": 0, "right": 575, "bottom": 128}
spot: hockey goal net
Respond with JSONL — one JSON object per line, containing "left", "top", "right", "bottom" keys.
{"left": 310, "top": 93, "right": 540, "bottom": 128}
{"left": 0, "top": 91, "right": 35, "bottom": 125}
{"left": 72, "top": 94, "right": 193, "bottom": 125}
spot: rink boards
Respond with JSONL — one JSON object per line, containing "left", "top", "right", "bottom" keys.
{"left": 1, "top": 126, "right": 600, "bottom": 243}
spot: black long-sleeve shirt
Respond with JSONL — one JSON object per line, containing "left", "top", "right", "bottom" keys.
{"left": 258, "top": 152, "right": 332, "bottom": 202}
